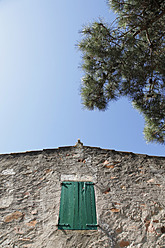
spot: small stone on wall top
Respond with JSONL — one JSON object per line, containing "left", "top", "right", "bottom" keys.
{"left": 75, "top": 139, "right": 83, "bottom": 148}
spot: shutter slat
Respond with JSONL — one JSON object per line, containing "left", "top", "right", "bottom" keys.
{"left": 80, "top": 182, "right": 87, "bottom": 229}
{"left": 73, "top": 182, "right": 79, "bottom": 229}
{"left": 67, "top": 182, "right": 73, "bottom": 228}
{"left": 85, "top": 182, "right": 97, "bottom": 230}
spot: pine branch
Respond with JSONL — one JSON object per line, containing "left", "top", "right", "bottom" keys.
{"left": 97, "top": 23, "right": 121, "bottom": 48}
{"left": 133, "top": 9, "right": 165, "bottom": 37}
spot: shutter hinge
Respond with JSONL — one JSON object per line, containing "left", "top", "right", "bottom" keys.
{"left": 58, "top": 223, "right": 70, "bottom": 227}
{"left": 85, "top": 183, "right": 95, "bottom": 185}
{"left": 61, "top": 182, "right": 72, "bottom": 186}
{"left": 86, "top": 224, "right": 98, "bottom": 227}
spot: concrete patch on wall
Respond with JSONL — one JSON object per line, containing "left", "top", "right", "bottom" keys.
{"left": 0, "top": 174, "right": 14, "bottom": 209}
{"left": 61, "top": 174, "right": 96, "bottom": 182}
{"left": 1, "top": 168, "right": 15, "bottom": 175}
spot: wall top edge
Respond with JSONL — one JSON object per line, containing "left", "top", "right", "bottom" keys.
{"left": 0, "top": 144, "right": 164, "bottom": 159}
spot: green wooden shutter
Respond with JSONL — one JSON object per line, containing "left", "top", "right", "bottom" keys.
{"left": 58, "top": 181, "right": 97, "bottom": 230}
{"left": 84, "top": 182, "right": 97, "bottom": 230}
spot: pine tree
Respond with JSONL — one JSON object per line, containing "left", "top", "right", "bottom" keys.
{"left": 78, "top": 0, "right": 165, "bottom": 144}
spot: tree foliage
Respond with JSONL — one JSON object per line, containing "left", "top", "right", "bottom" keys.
{"left": 78, "top": 0, "right": 165, "bottom": 144}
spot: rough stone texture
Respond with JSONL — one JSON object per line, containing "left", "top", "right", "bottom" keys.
{"left": 0, "top": 142, "right": 165, "bottom": 248}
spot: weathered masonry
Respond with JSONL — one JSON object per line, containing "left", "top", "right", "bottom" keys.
{"left": 0, "top": 140, "right": 165, "bottom": 248}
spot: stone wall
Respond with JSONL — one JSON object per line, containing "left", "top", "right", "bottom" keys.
{"left": 0, "top": 141, "right": 165, "bottom": 248}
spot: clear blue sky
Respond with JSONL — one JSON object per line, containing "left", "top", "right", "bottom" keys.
{"left": 0, "top": 0, "right": 164, "bottom": 156}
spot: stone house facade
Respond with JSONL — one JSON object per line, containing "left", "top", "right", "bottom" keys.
{"left": 0, "top": 140, "right": 165, "bottom": 248}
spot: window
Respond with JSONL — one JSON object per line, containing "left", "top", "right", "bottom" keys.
{"left": 58, "top": 181, "right": 97, "bottom": 230}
